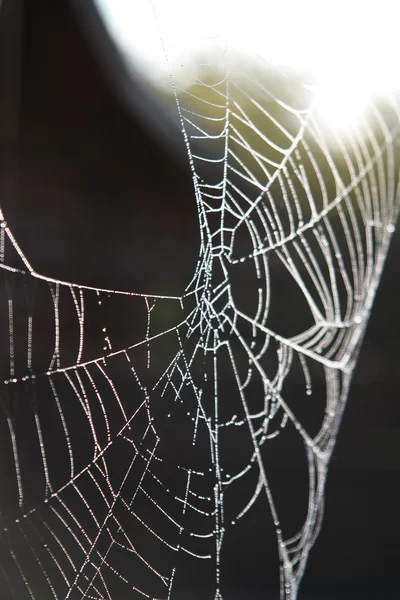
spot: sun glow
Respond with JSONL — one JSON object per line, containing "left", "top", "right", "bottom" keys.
{"left": 94, "top": 0, "right": 400, "bottom": 130}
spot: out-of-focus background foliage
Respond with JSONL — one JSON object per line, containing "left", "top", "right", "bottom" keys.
{"left": 0, "top": 0, "right": 399, "bottom": 597}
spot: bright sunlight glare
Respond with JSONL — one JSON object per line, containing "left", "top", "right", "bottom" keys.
{"left": 94, "top": 0, "right": 400, "bottom": 131}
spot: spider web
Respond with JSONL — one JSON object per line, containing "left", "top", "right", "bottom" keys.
{"left": 1, "top": 4, "right": 400, "bottom": 600}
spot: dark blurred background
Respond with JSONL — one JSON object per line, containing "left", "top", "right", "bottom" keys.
{"left": 0, "top": 0, "right": 399, "bottom": 598}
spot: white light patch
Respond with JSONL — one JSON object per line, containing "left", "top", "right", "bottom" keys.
{"left": 94, "top": 0, "right": 400, "bottom": 130}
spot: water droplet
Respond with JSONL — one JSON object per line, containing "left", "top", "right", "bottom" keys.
{"left": 387, "top": 224, "right": 395, "bottom": 233}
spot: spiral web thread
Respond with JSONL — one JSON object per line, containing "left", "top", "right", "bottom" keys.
{"left": 1, "top": 5, "right": 400, "bottom": 600}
